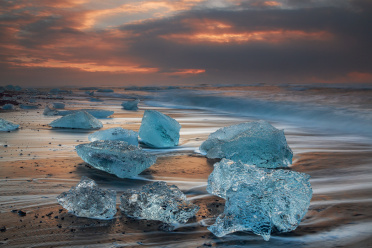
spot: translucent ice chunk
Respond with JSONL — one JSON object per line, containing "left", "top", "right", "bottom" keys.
{"left": 2, "top": 104, "right": 14, "bottom": 110}
{"left": 88, "top": 127, "right": 139, "bottom": 146}
{"left": 58, "top": 109, "right": 113, "bottom": 118}
{"left": 76, "top": 140, "right": 157, "bottom": 178}
{"left": 52, "top": 102, "right": 65, "bottom": 109}
{"left": 49, "top": 111, "right": 103, "bottom": 129}
{"left": 207, "top": 159, "right": 312, "bottom": 240}
{"left": 120, "top": 181, "right": 199, "bottom": 225}
{"left": 200, "top": 120, "right": 292, "bottom": 168}
{"left": 139, "top": 110, "right": 181, "bottom": 148}
{"left": 0, "top": 118, "right": 19, "bottom": 131}
{"left": 121, "top": 99, "right": 139, "bottom": 111}
{"left": 43, "top": 105, "right": 59, "bottom": 116}
{"left": 57, "top": 176, "right": 116, "bottom": 219}
{"left": 20, "top": 104, "right": 38, "bottom": 109}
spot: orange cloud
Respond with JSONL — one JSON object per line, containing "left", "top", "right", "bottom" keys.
{"left": 161, "top": 30, "right": 332, "bottom": 44}
{"left": 164, "top": 68, "right": 206, "bottom": 75}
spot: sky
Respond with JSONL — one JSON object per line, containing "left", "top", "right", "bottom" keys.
{"left": 0, "top": 0, "right": 371, "bottom": 87}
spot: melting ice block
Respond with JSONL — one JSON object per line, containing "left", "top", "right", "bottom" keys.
{"left": 2, "top": 104, "right": 14, "bottom": 110}
{"left": 121, "top": 99, "right": 139, "bottom": 111}
{"left": 139, "top": 110, "right": 181, "bottom": 148}
{"left": 207, "top": 159, "right": 312, "bottom": 240}
{"left": 88, "top": 127, "right": 139, "bottom": 146}
{"left": 200, "top": 120, "right": 292, "bottom": 168}
{"left": 57, "top": 176, "right": 116, "bottom": 219}
{"left": 76, "top": 140, "right": 156, "bottom": 178}
{"left": 49, "top": 111, "right": 103, "bottom": 129}
{"left": 120, "top": 181, "right": 199, "bottom": 225}
{"left": 0, "top": 118, "right": 19, "bottom": 131}
{"left": 58, "top": 109, "right": 113, "bottom": 118}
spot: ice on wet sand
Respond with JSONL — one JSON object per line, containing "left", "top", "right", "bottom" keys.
{"left": 121, "top": 99, "right": 139, "bottom": 110}
{"left": 120, "top": 181, "right": 199, "bottom": 225}
{"left": 139, "top": 110, "right": 181, "bottom": 148}
{"left": 76, "top": 140, "right": 157, "bottom": 178}
{"left": 200, "top": 120, "right": 293, "bottom": 168}
{"left": 58, "top": 109, "right": 113, "bottom": 118}
{"left": 0, "top": 118, "right": 19, "bottom": 131}
{"left": 57, "top": 176, "right": 116, "bottom": 219}
{"left": 207, "top": 159, "right": 312, "bottom": 240}
{"left": 49, "top": 111, "right": 103, "bottom": 129}
{"left": 88, "top": 127, "right": 139, "bottom": 146}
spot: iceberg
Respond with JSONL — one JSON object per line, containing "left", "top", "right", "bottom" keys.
{"left": 49, "top": 111, "right": 103, "bottom": 129}
{"left": 76, "top": 140, "right": 157, "bottom": 178}
{"left": 121, "top": 99, "right": 139, "bottom": 111}
{"left": 57, "top": 176, "right": 116, "bottom": 219}
{"left": 52, "top": 102, "right": 65, "bottom": 109}
{"left": 0, "top": 118, "right": 19, "bottom": 131}
{"left": 58, "top": 109, "right": 113, "bottom": 118}
{"left": 139, "top": 110, "right": 181, "bottom": 148}
{"left": 120, "top": 181, "right": 199, "bottom": 225}
{"left": 20, "top": 104, "right": 38, "bottom": 109}
{"left": 200, "top": 120, "right": 292, "bottom": 168}
{"left": 2, "top": 104, "right": 14, "bottom": 110}
{"left": 88, "top": 127, "right": 139, "bottom": 146}
{"left": 207, "top": 159, "right": 312, "bottom": 240}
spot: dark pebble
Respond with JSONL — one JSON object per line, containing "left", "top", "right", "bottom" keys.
{"left": 18, "top": 210, "right": 26, "bottom": 217}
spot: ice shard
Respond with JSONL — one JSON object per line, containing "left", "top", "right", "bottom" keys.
{"left": 121, "top": 99, "right": 139, "bottom": 111}
{"left": 120, "top": 181, "right": 199, "bottom": 225}
{"left": 207, "top": 159, "right": 312, "bottom": 240}
{"left": 88, "top": 127, "right": 139, "bottom": 146}
{"left": 76, "top": 140, "right": 157, "bottom": 178}
{"left": 57, "top": 176, "right": 117, "bottom": 219}
{"left": 200, "top": 120, "right": 292, "bottom": 168}
{"left": 0, "top": 118, "right": 19, "bottom": 131}
{"left": 49, "top": 111, "right": 103, "bottom": 129}
{"left": 139, "top": 110, "right": 181, "bottom": 148}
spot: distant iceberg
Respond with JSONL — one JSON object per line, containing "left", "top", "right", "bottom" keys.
{"left": 139, "top": 110, "right": 181, "bottom": 148}
{"left": 0, "top": 118, "right": 19, "bottom": 131}
{"left": 76, "top": 140, "right": 157, "bottom": 178}
{"left": 57, "top": 176, "right": 117, "bottom": 219}
{"left": 121, "top": 99, "right": 139, "bottom": 111}
{"left": 120, "top": 181, "right": 199, "bottom": 225}
{"left": 97, "top": 89, "right": 114, "bottom": 92}
{"left": 88, "top": 127, "right": 139, "bottom": 146}
{"left": 207, "top": 159, "right": 312, "bottom": 240}
{"left": 49, "top": 111, "right": 103, "bottom": 129}
{"left": 20, "top": 104, "right": 38, "bottom": 109}
{"left": 200, "top": 120, "right": 292, "bottom": 168}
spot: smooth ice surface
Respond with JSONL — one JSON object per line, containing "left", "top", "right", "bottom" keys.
{"left": 207, "top": 159, "right": 312, "bottom": 240}
{"left": 200, "top": 120, "right": 293, "bottom": 168}
{"left": 52, "top": 102, "right": 65, "bottom": 109}
{"left": 20, "top": 104, "right": 38, "bottom": 109}
{"left": 120, "top": 181, "right": 199, "bottom": 225}
{"left": 57, "top": 176, "right": 116, "bottom": 219}
{"left": 58, "top": 109, "right": 113, "bottom": 118}
{"left": 139, "top": 110, "right": 181, "bottom": 148}
{"left": 0, "top": 118, "right": 19, "bottom": 131}
{"left": 2, "top": 104, "right": 14, "bottom": 110}
{"left": 88, "top": 127, "right": 139, "bottom": 146}
{"left": 49, "top": 111, "right": 103, "bottom": 129}
{"left": 121, "top": 99, "right": 139, "bottom": 110}
{"left": 76, "top": 140, "right": 157, "bottom": 178}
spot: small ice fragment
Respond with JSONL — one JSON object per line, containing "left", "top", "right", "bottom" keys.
{"left": 58, "top": 109, "right": 113, "bottom": 118}
{"left": 43, "top": 105, "right": 59, "bottom": 116}
{"left": 52, "top": 102, "right": 65, "bottom": 109}
{"left": 90, "top": 97, "right": 103, "bottom": 102}
{"left": 88, "top": 127, "right": 139, "bottom": 146}
{"left": 20, "top": 104, "right": 38, "bottom": 109}
{"left": 200, "top": 120, "right": 292, "bottom": 168}
{"left": 0, "top": 118, "right": 19, "bottom": 131}
{"left": 120, "top": 181, "right": 199, "bottom": 225}
{"left": 2, "top": 104, "right": 14, "bottom": 110}
{"left": 57, "top": 176, "right": 116, "bottom": 219}
{"left": 207, "top": 159, "right": 312, "bottom": 240}
{"left": 139, "top": 110, "right": 181, "bottom": 148}
{"left": 121, "top": 99, "right": 139, "bottom": 111}
{"left": 76, "top": 140, "right": 156, "bottom": 178}
{"left": 49, "top": 111, "right": 103, "bottom": 129}
{"left": 97, "top": 89, "right": 114, "bottom": 92}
